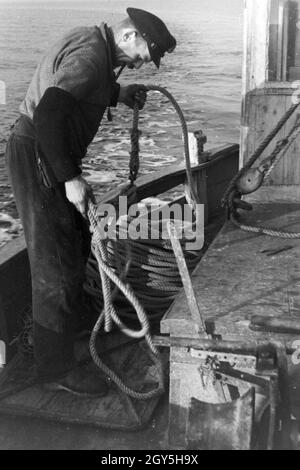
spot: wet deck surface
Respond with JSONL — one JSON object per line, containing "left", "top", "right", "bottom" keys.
{"left": 0, "top": 339, "right": 170, "bottom": 450}
{"left": 162, "top": 203, "right": 300, "bottom": 344}
{"left": 0, "top": 394, "right": 169, "bottom": 450}
{"left": 0, "top": 214, "right": 227, "bottom": 450}
{"left": 2, "top": 205, "right": 300, "bottom": 449}
{"left": 161, "top": 203, "right": 300, "bottom": 448}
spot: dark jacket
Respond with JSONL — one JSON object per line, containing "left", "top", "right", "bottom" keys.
{"left": 21, "top": 23, "right": 120, "bottom": 183}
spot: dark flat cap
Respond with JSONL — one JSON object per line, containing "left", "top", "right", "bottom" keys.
{"left": 127, "top": 7, "right": 176, "bottom": 68}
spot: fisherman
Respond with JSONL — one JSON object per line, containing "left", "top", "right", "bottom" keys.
{"left": 5, "top": 8, "right": 176, "bottom": 397}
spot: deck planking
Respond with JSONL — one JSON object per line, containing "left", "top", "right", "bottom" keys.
{"left": 162, "top": 203, "right": 300, "bottom": 346}
{"left": 0, "top": 340, "right": 164, "bottom": 432}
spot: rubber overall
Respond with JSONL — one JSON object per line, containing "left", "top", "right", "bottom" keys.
{"left": 5, "top": 115, "right": 91, "bottom": 381}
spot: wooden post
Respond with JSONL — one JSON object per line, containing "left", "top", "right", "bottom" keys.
{"left": 167, "top": 221, "right": 208, "bottom": 336}
{"left": 185, "top": 130, "right": 208, "bottom": 224}
{"left": 0, "top": 340, "right": 5, "bottom": 370}
{"left": 277, "top": 0, "right": 285, "bottom": 81}
{"left": 241, "top": 0, "right": 270, "bottom": 169}
{"left": 282, "top": 1, "right": 289, "bottom": 82}
{"left": 241, "top": 0, "right": 300, "bottom": 202}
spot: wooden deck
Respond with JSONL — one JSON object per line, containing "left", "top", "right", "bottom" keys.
{"left": 161, "top": 202, "right": 300, "bottom": 448}
{"left": 0, "top": 395, "right": 169, "bottom": 450}
{"left": 162, "top": 203, "right": 300, "bottom": 347}
{"left": 0, "top": 143, "right": 239, "bottom": 361}
{"left": 0, "top": 339, "right": 165, "bottom": 434}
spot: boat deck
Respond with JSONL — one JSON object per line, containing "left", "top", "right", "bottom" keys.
{"left": 162, "top": 203, "right": 300, "bottom": 345}
{"left": 162, "top": 202, "right": 300, "bottom": 430}
{"left": 2, "top": 203, "right": 300, "bottom": 449}
{"left": 0, "top": 393, "right": 169, "bottom": 450}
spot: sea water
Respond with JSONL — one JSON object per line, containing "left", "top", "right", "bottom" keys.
{"left": 0, "top": 0, "right": 243, "bottom": 246}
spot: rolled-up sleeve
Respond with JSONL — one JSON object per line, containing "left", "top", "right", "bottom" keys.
{"left": 33, "top": 86, "right": 83, "bottom": 183}
{"left": 33, "top": 50, "right": 108, "bottom": 183}
{"left": 33, "top": 33, "right": 115, "bottom": 183}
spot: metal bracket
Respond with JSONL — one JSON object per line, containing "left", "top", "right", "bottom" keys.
{"left": 190, "top": 349, "right": 257, "bottom": 371}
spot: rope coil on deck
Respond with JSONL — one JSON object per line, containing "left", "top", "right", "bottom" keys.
{"left": 86, "top": 86, "right": 201, "bottom": 399}
{"left": 88, "top": 203, "right": 164, "bottom": 401}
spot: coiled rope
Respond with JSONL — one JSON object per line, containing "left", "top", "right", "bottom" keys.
{"left": 222, "top": 98, "right": 300, "bottom": 238}
{"left": 88, "top": 203, "right": 163, "bottom": 400}
{"left": 87, "top": 86, "right": 200, "bottom": 400}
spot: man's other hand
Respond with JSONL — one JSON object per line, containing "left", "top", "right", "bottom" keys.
{"left": 118, "top": 84, "right": 147, "bottom": 110}
{"left": 65, "top": 175, "right": 95, "bottom": 218}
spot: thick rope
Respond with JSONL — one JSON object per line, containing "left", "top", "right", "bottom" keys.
{"left": 263, "top": 119, "right": 300, "bottom": 180}
{"left": 229, "top": 118, "right": 300, "bottom": 238}
{"left": 148, "top": 86, "right": 200, "bottom": 207}
{"left": 229, "top": 192, "right": 300, "bottom": 238}
{"left": 88, "top": 204, "right": 156, "bottom": 343}
{"left": 223, "top": 99, "right": 300, "bottom": 238}
{"left": 89, "top": 312, "right": 163, "bottom": 401}
{"left": 87, "top": 207, "right": 200, "bottom": 399}
{"left": 88, "top": 203, "right": 164, "bottom": 400}
{"left": 129, "top": 86, "right": 200, "bottom": 208}
{"left": 129, "top": 102, "right": 140, "bottom": 185}
{"left": 87, "top": 86, "right": 200, "bottom": 399}
{"left": 222, "top": 102, "right": 300, "bottom": 207}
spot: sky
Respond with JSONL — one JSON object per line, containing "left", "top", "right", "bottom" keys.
{"left": 0, "top": 0, "right": 242, "bottom": 4}
{"left": 0, "top": 0, "right": 244, "bottom": 18}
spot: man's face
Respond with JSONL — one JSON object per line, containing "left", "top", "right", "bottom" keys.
{"left": 117, "top": 31, "right": 152, "bottom": 69}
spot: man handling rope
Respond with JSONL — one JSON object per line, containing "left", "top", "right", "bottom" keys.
{"left": 5, "top": 8, "right": 176, "bottom": 397}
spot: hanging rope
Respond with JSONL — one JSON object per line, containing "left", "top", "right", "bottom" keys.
{"left": 128, "top": 86, "right": 199, "bottom": 207}
{"left": 222, "top": 97, "right": 300, "bottom": 238}
{"left": 258, "top": 126, "right": 300, "bottom": 180}
{"left": 222, "top": 101, "right": 300, "bottom": 208}
{"left": 87, "top": 86, "right": 201, "bottom": 400}
{"left": 129, "top": 102, "right": 140, "bottom": 185}
{"left": 88, "top": 203, "right": 164, "bottom": 401}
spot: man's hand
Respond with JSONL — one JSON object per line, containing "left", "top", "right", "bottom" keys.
{"left": 118, "top": 84, "right": 147, "bottom": 110}
{"left": 65, "top": 175, "right": 95, "bottom": 218}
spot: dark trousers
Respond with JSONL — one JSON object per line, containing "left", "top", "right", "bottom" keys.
{"left": 5, "top": 115, "right": 91, "bottom": 380}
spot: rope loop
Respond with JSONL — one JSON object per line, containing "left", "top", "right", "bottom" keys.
{"left": 87, "top": 85, "right": 199, "bottom": 399}
{"left": 128, "top": 86, "right": 199, "bottom": 209}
